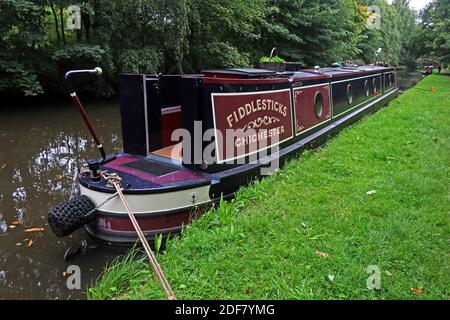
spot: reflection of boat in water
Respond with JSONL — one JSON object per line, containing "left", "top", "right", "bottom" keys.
{"left": 48, "top": 65, "right": 398, "bottom": 244}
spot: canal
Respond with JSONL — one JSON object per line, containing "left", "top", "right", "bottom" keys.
{"left": 396, "top": 69, "right": 424, "bottom": 92}
{"left": 0, "top": 99, "right": 125, "bottom": 299}
{"left": 0, "top": 69, "right": 425, "bottom": 299}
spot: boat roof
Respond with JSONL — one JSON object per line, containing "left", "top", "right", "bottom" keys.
{"left": 290, "top": 71, "right": 322, "bottom": 78}
{"left": 202, "top": 66, "right": 394, "bottom": 81}
{"left": 302, "top": 66, "right": 394, "bottom": 77}
{"left": 202, "top": 68, "right": 277, "bottom": 78}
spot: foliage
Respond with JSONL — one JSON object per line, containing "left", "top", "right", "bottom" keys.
{"left": 183, "top": 0, "right": 266, "bottom": 71}
{"left": 257, "top": 0, "right": 362, "bottom": 66}
{"left": 431, "top": 0, "right": 450, "bottom": 64}
{"left": 115, "top": 48, "right": 163, "bottom": 74}
{"left": 1, "top": 0, "right": 445, "bottom": 96}
{"left": 90, "top": 75, "right": 450, "bottom": 300}
{"left": 259, "top": 56, "right": 286, "bottom": 63}
{"left": 392, "top": 0, "right": 417, "bottom": 66}
{"left": 409, "top": 0, "right": 450, "bottom": 66}
{"left": 0, "top": 0, "right": 47, "bottom": 96}
{"left": 353, "top": 0, "right": 420, "bottom": 67}
{"left": 52, "top": 44, "right": 105, "bottom": 61}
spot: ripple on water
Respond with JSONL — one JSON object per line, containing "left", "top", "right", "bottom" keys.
{"left": 0, "top": 100, "right": 123, "bottom": 299}
{"left": 0, "top": 220, "right": 7, "bottom": 234}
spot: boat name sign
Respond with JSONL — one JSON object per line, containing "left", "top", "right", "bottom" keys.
{"left": 211, "top": 89, "right": 293, "bottom": 163}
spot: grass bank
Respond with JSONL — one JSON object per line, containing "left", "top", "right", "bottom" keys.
{"left": 89, "top": 75, "right": 450, "bottom": 300}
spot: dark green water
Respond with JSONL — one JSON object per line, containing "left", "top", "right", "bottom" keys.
{"left": 396, "top": 69, "right": 424, "bottom": 91}
{"left": 0, "top": 99, "right": 126, "bottom": 299}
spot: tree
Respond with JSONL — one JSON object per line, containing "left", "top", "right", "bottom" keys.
{"left": 392, "top": 0, "right": 417, "bottom": 67}
{"left": 184, "top": 0, "right": 267, "bottom": 71}
{"left": 0, "top": 0, "right": 429, "bottom": 97}
{"left": 431, "top": 0, "right": 450, "bottom": 64}
{"left": 0, "top": 0, "right": 48, "bottom": 96}
{"left": 410, "top": 0, "right": 450, "bottom": 66}
{"left": 256, "top": 0, "right": 364, "bottom": 67}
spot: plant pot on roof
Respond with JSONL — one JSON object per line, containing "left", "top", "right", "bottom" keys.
{"left": 259, "top": 47, "right": 286, "bottom": 72}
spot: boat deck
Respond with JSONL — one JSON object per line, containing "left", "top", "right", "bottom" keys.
{"left": 79, "top": 153, "right": 211, "bottom": 194}
{"left": 152, "top": 143, "right": 183, "bottom": 161}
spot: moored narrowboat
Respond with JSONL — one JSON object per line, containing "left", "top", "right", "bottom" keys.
{"left": 48, "top": 65, "right": 398, "bottom": 244}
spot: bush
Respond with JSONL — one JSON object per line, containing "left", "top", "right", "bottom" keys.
{"left": 405, "top": 57, "right": 418, "bottom": 70}
{"left": 116, "top": 48, "right": 164, "bottom": 74}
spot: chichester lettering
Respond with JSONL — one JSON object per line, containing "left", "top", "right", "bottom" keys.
{"left": 235, "top": 126, "right": 285, "bottom": 148}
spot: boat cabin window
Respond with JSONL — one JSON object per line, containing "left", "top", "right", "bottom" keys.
{"left": 365, "top": 80, "right": 370, "bottom": 97}
{"left": 314, "top": 91, "right": 324, "bottom": 118}
{"left": 347, "top": 84, "right": 353, "bottom": 105}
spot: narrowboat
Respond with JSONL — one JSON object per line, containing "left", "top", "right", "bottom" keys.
{"left": 48, "top": 65, "right": 398, "bottom": 244}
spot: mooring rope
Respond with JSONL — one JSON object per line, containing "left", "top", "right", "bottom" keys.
{"left": 85, "top": 191, "right": 118, "bottom": 216}
{"left": 102, "top": 172, "right": 176, "bottom": 300}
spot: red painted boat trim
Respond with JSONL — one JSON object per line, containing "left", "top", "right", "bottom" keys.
{"left": 94, "top": 210, "right": 193, "bottom": 233}
{"left": 161, "top": 106, "right": 182, "bottom": 147}
{"left": 294, "top": 84, "right": 332, "bottom": 135}
{"left": 103, "top": 154, "right": 206, "bottom": 184}
{"left": 85, "top": 207, "right": 206, "bottom": 243}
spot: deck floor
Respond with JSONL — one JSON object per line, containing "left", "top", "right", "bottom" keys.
{"left": 152, "top": 143, "right": 183, "bottom": 161}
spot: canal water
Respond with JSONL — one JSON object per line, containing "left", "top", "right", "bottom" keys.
{"left": 396, "top": 69, "right": 424, "bottom": 92}
{"left": 0, "top": 70, "right": 424, "bottom": 300}
{"left": 0, "top": 99, "right": 126, "bottom": 299}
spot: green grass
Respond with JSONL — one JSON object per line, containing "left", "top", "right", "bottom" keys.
{"left": 88, "top": 75, "right": 450, "bottom": 300}
{"left": 87, "top": 247, "right": 152, "bottom": 300}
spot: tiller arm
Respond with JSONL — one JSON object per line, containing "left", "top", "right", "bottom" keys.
{"left": 65, "top": 67, "right": 106, "bottom": 161}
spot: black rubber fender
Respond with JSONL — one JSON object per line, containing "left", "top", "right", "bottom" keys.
{"left": 48, "top": 195, "right": 96, "bottom": 237}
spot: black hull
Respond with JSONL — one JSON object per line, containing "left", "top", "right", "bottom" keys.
{"left": 83, "top": 88, "right": 397, "bottom": 244}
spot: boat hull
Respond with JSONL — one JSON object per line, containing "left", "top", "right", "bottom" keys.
{"left": 82, "top": 87, "right": 397, "bottom": 244}
{"left": 86, "top": 209, "right": 195, "bottom": 244}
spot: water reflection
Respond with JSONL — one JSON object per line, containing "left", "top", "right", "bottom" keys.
{"left": 396, "top": 69, "right": 424, "bottom": 91}
{"left": 0, "top": 100, "right": 126, "bottom": 299}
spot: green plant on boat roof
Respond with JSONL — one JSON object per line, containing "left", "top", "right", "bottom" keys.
{"left": 260, "top": 55, "right": 286, "bottom": 63}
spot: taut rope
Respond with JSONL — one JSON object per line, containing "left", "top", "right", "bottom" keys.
{"left": 102, "top": 172, "right": 176, "bottom": 300}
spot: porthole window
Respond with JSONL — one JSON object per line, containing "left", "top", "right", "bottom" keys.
{"left": 373, "top": 78, "right": 378, "bottom": 94}
{"left": 347, "top": 84, "right": 353, "bottom": 105}
{"left": 314, "top": 91, "right": 324, "bottom": 118}
{"left": 364, "top": 80, "right": 370, "bottom": 97}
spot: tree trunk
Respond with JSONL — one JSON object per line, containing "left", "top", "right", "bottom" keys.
{"left": 50, "top": 1, "right": 60, "bottom": 43}
{"left": 83, "top": 10, "right": 91, "bottom": 43}
{"left": 60, "top": 7, "right": 67, "bottom": 45}
{"left": 76, "top": 29, "right": 82, "bottom": 42}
